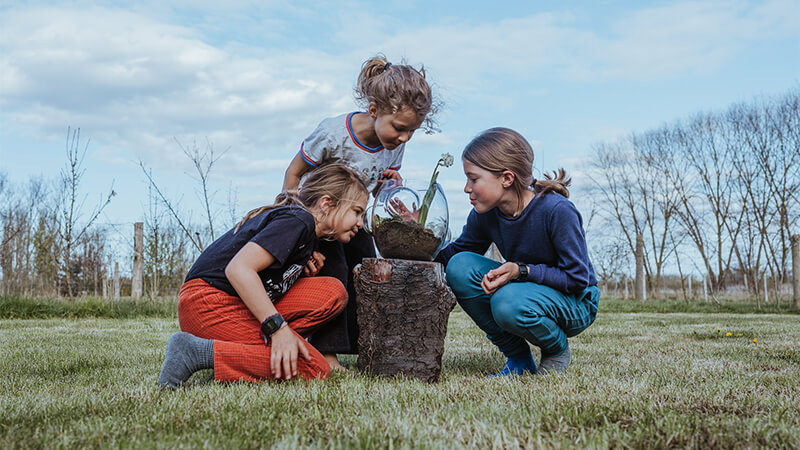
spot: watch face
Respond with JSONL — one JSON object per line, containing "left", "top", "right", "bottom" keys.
{"left": 262, "top": 315, "right": 284, "bottom": 335}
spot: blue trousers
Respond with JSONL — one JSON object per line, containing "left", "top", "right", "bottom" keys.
{"left": 445, "top": 252, "right": 600, "bottom": 358}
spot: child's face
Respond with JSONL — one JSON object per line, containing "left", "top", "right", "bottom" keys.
{"left": 327, "top": 191, "right": 369, "bottom": 243}
{"left": 462, "top": 159, "right": 509, "bottom": 214}
{"left": 370, "top": 105, "right": 424, "bottom": 150}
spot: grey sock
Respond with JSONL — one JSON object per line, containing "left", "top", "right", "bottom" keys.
{"left": 538, "top": 345, "right": 571, "bottom": 374}
{"left": 157, "top": 332, "right": 214, "bottom": 389}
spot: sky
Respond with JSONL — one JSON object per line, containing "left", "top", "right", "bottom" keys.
{"left": 1, "top": 0, "right": 799, "bottom": 256}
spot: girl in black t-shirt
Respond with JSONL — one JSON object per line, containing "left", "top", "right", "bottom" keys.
{"left": 158, "top": 164, "right": 369, "bottom": 387}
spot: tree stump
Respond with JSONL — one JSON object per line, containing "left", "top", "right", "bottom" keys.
{"left": 354, "top": 258, "right": 456, "bottom": 382}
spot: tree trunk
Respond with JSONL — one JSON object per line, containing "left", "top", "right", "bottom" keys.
{"left": 792, "top": 234, "right": 799, "bottom": 310}
{"left": 635, "top": 234, "right": 646, "bottom": 302}
{"left": 354, "top": 258, "right": 457, "bottom": 383}
{"left": 132, "top": 222, "right": 143, "bottom": 299}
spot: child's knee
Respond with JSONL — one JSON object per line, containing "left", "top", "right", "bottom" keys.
{"left": 490, "top": 292, "right": 529, "bottom": 331}
{"left": 317, "top": 277, "right": 348, "bottom": 316}
{"left": 445, "top": 252, "right": 485, "bottom": 295}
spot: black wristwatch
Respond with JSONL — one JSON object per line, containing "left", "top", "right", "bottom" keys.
{"left": 261, "top": 313, "right": 285, "bottom": 338}
{"left": 515, "top": 262, "right": 529, "bottom": 281}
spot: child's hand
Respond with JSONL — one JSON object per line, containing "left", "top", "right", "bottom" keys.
{"left": 270, "top": 326, "right": 311, "bottom": 380}
{"left": 372, "top": 169, "right": 403, "bottom": 196}
{"left": 481, "top": 262, "right": 520, "bottom": 295}
{"left": 303, "top": 251, "right": 325, "bottom": 276}
{"left": 387, "top": 198, "right": 419, "bottom": 222}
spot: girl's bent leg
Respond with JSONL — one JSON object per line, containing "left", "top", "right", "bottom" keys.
{"left": 213, "top": 329, "right": 331, "bottom": 382}
{"left": 445, "top": 252, "right": 531, "bottom": 359}
{"left": 176, "top": 277, "right": 346, "bottom": 382}
{"left": 490, "top": 283, "right": 600, "bottom": 357}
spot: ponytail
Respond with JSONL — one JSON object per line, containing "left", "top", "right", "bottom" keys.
{"left": 354, "top": 54, "right": 439, "bottom": 133}
{"left": 532, "top": 168, "right": 571, "bottom": 198}
{"left": 234, "top": 191, "right": 303, "bottom": 233}
{"left": 234, "top": 164, "right": 368, "bottom": 233}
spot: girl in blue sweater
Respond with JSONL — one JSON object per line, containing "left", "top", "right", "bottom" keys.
{"left": 435, "top": 127, "right": 599, "bottom": 376}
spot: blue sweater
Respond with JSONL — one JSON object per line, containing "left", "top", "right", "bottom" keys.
{"left": 436, "top": 193, "right": 597, "bottom": 295}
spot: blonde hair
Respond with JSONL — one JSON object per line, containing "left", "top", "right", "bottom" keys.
{"left": 463, "top": 127, "right": 571, "bottom": 211}
{"left": 355, "top": 54, "right": 439, "bottom": 133}
{"left": 235, "top": 164, "right": 368, "bottom": 233}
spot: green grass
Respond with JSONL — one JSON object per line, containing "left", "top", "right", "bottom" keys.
{"left": 1, "top": 304, "right": 799, "bottom": 448}
{"left": 0, "top": 295, "right": 178, "bottom": 319}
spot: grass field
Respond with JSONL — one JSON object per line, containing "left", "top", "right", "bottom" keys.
{"left": 1, "top": 297, "right": 798, "bottom": 448}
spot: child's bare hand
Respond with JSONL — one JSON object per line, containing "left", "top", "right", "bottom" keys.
{"left": 387, "top": 198, "right": 419, "bottom": 222}
{"left": 372, "top": 170, "right": 403, "bottom": 196}
{"left": 303, "top": 251, "right": 325, "bottom": 276}
{"left": 481, "top": 262, "right": 520, "bottom": 295}
{"left": 381, "top": 169, "right": 402, "bottom": 181}
{"left": 270, "top": 326, "right": 311, "bottom": 380}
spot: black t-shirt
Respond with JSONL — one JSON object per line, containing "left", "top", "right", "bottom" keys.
{"left": 185, "top": 205, "right": 316, "bottom": 300}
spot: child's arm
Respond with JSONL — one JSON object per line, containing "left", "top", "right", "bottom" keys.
{"left": 282, "top": 151, "right": 313, "bottom": 191}
{"left": 225, "top": 242, "right": 311, "bottom": 380}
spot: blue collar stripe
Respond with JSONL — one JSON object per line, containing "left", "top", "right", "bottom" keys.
{"left": 347, "top": 112, "right": 384, "bottom": 153}
{"left": 300, "top": 142, "right": 319, "bottom": 166}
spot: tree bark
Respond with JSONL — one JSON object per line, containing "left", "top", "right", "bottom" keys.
{"left": 792, "top": 235, "right": 800, "bottom": 310}
{"left": 635, "top": 234, "right": 646, "bottom": 302}
{"left": 354, "top": 258, "right": 456, "bottom": 382}
{"left": 132, "top": 222, "right": 143, "bottom": 299}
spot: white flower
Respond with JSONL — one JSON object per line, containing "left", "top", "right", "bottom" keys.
{"left": 440, "top": 153, "right": 454, "bottom": 167}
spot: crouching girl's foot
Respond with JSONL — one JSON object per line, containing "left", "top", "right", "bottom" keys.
{"left": 324, "top": 353, "right": 349, "bottom": 372}
{"left": 157, "top": 332, "right": 214, "bottom": 389}
{"left": 538, "top": 345, "right": 571, "bottom": 375}
{"left": 489, "top": 351, "right": 537, "bottom": 378}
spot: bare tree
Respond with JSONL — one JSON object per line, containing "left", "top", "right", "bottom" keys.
{"left": 139, "top": 137, "right": 230, "bottom": 253}
{"left": 588, "top": 130, "right": 679, "bottom": 295}
{"left": 57, "top": 128, "right": 116, "bottom": 297}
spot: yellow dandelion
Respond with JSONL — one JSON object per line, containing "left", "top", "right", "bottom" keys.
{"left": 753, "top": 338, "right": 758, "bottom": 343}
{"left": 716, "top": 328, "right": 721, "bottom": 332}
{"left": 725, "top": 332, "right": 732, "bottom": 337}
{"left": 736, "top": 333, "right": 743, "bottom": 337}
{"left": 692, "top": 329, "right": 697, "bottom": 334}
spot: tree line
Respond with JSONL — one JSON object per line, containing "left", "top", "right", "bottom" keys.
{"left": 586, "top": 89, "right": 799, "bottom": 302}
{"left": 1, "top": 89, "right": 798, "bottom": 301}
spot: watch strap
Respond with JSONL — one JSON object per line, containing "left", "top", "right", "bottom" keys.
{"left": 260, "top": 313, "right": 286, "bottom": 338}
{"left": 515, "top": 262, "right": 529, "bottom": 281}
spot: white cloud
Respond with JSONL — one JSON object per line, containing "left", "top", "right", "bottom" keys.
{"left": 1, "top": 0, "right": 797, "bottom": 233}
{"left": 0, "top": 6, "right": 353, "bottom": 178}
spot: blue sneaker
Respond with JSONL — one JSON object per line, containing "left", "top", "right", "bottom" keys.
{"left": 488, "top": 354, "right": 537, "bottom": 378}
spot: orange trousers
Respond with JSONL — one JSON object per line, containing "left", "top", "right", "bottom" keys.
{"left": 177, "top": 277, "right": 347, "bottom": 382}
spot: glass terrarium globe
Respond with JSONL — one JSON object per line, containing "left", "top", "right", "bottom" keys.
{"left": 366, "top": 180, "right": 450, "bottom": 261}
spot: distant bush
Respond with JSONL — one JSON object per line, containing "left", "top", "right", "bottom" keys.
{"left": 599, "top": 298, "right": 799, "bottom": 315}
{"left": 0, "top": 295, "right": 177, "bottom": 319}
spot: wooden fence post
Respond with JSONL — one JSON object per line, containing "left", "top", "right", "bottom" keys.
{"left": 792, "top": 234, "right": 799, "bottom": 310}
{"left": 102, "top": 269, "right": 108, "bottom": 299}
{"left": 132, "top": 222, "right": 143, "bottom": 299}
{"left": 113, "top": 262, "right": 121, "bottom": 299}
{"left": 764, "top": 274, "right": 769, "bottom": 305}
{"left": 703, "top": 274, "right": 708, "bottom": 303}
{"left": 635, "top": 233, "right": 646, "bottom": 302}
{"left": 687, "top": 276, "right": 693, "bottom": 300}
{"left": 624, "top": 276, "right": 629, "bottom": 300}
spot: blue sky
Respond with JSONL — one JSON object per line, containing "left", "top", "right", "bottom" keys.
{"left": 1, "top": 0, "right": 798, "bottom": 248}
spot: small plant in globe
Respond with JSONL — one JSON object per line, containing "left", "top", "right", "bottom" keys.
{"left": 417, "top": 153, "right": 454, "bottom": 226}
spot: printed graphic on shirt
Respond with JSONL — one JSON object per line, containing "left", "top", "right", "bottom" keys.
{"left": 263, "top": 263, "right": 303, "bottom": 301}
{"left": 299, "top": 112, "right": 404, "bottom": 192}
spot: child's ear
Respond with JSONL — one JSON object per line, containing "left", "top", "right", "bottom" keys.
{"left": 501, "top": 171, "right": 516, "bottom": 189}
{"left": 318, "top": 195, "right": 335, "bottom": 212}
{"left": 368, "top": 102, "right": 378, "bottom": 119}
